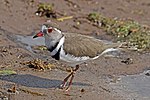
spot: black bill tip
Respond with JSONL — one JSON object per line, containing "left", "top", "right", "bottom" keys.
{"left": 33, "top": 35, "right": 38, "bottom": 38}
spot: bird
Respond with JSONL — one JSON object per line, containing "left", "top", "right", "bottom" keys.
{"left": 33, "top": 24, "right": 122, "bottom": 91}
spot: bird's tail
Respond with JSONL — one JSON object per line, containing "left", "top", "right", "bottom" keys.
{"left": 100, "top": 42, "right": 127, "bottom": 56}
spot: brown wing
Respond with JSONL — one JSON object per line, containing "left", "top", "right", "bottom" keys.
{"left": 63, "top": 33, "right": 120, "bottom": 58}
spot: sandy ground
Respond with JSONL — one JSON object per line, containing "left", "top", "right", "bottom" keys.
{"left": 0, "top": 0, "right": 150, "bottom": 100}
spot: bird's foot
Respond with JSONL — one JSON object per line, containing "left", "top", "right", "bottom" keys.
{"left": 59, "top": 65, "right": 79, "bottom": 91}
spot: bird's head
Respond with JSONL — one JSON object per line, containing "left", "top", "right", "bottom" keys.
{"left": 33, "top": 24, "right": 62, "bottom": 39}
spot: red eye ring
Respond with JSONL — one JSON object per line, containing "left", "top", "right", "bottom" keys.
{"left": 48, "top": 28, "right": 53, "bottom": 33}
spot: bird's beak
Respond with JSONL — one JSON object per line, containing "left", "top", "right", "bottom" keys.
{"left": 33, "top": 31, "right": 44, "bottom": 38}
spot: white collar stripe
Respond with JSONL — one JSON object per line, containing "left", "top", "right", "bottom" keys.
{"left": 50, "top": 36, "right": 65, "bottom": 56}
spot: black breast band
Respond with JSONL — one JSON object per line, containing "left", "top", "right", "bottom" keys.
{"left": 51, "top": 46, "right": 61, "bottom": 60}
{"left": 48, "top": 42, "right": 59, "bottom": 52}
{"left": 47, "top": 35, "right": 64, "bottom": 60}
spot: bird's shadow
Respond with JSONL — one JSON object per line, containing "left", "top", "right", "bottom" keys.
{"left": 0, "top": 74, "right": 91, "bottom": 88}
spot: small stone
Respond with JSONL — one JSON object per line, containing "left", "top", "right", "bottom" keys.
{"left": 0, "top": 96, "right": 9, "bottom": 100}
{"left": 121, "top": 58, "right": 133, "bottom": 65}
{"left": 80, "top": 88, "right": 85, "bottom": 92}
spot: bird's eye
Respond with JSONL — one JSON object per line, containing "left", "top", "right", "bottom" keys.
{"left": 48, "top": 28, "right": 53, "bottom": 33}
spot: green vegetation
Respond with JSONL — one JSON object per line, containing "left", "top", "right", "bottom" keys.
{"left": 88, "top": 12, "right": 150, "bottom": 51}
{"left": 35, "top": 3, "right": 57, "bottom": 18}
{"left": 0, "top": 70, "right": 17, "bottom": 75}
{"left": 88, "top": 12, "right": 102, "bottom": 23}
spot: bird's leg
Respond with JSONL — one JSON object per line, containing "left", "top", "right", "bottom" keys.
{"left": 65, "top": 73, "right": 74, "bottom": 91}
{"left": 60, "top": 65, "right": 79, "bottom": 90}
{"left": 65, "top": 65, "right": 79, "bottom": 91}
{"left": 60, "top": 71, "right": 73, "bottom": 89}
